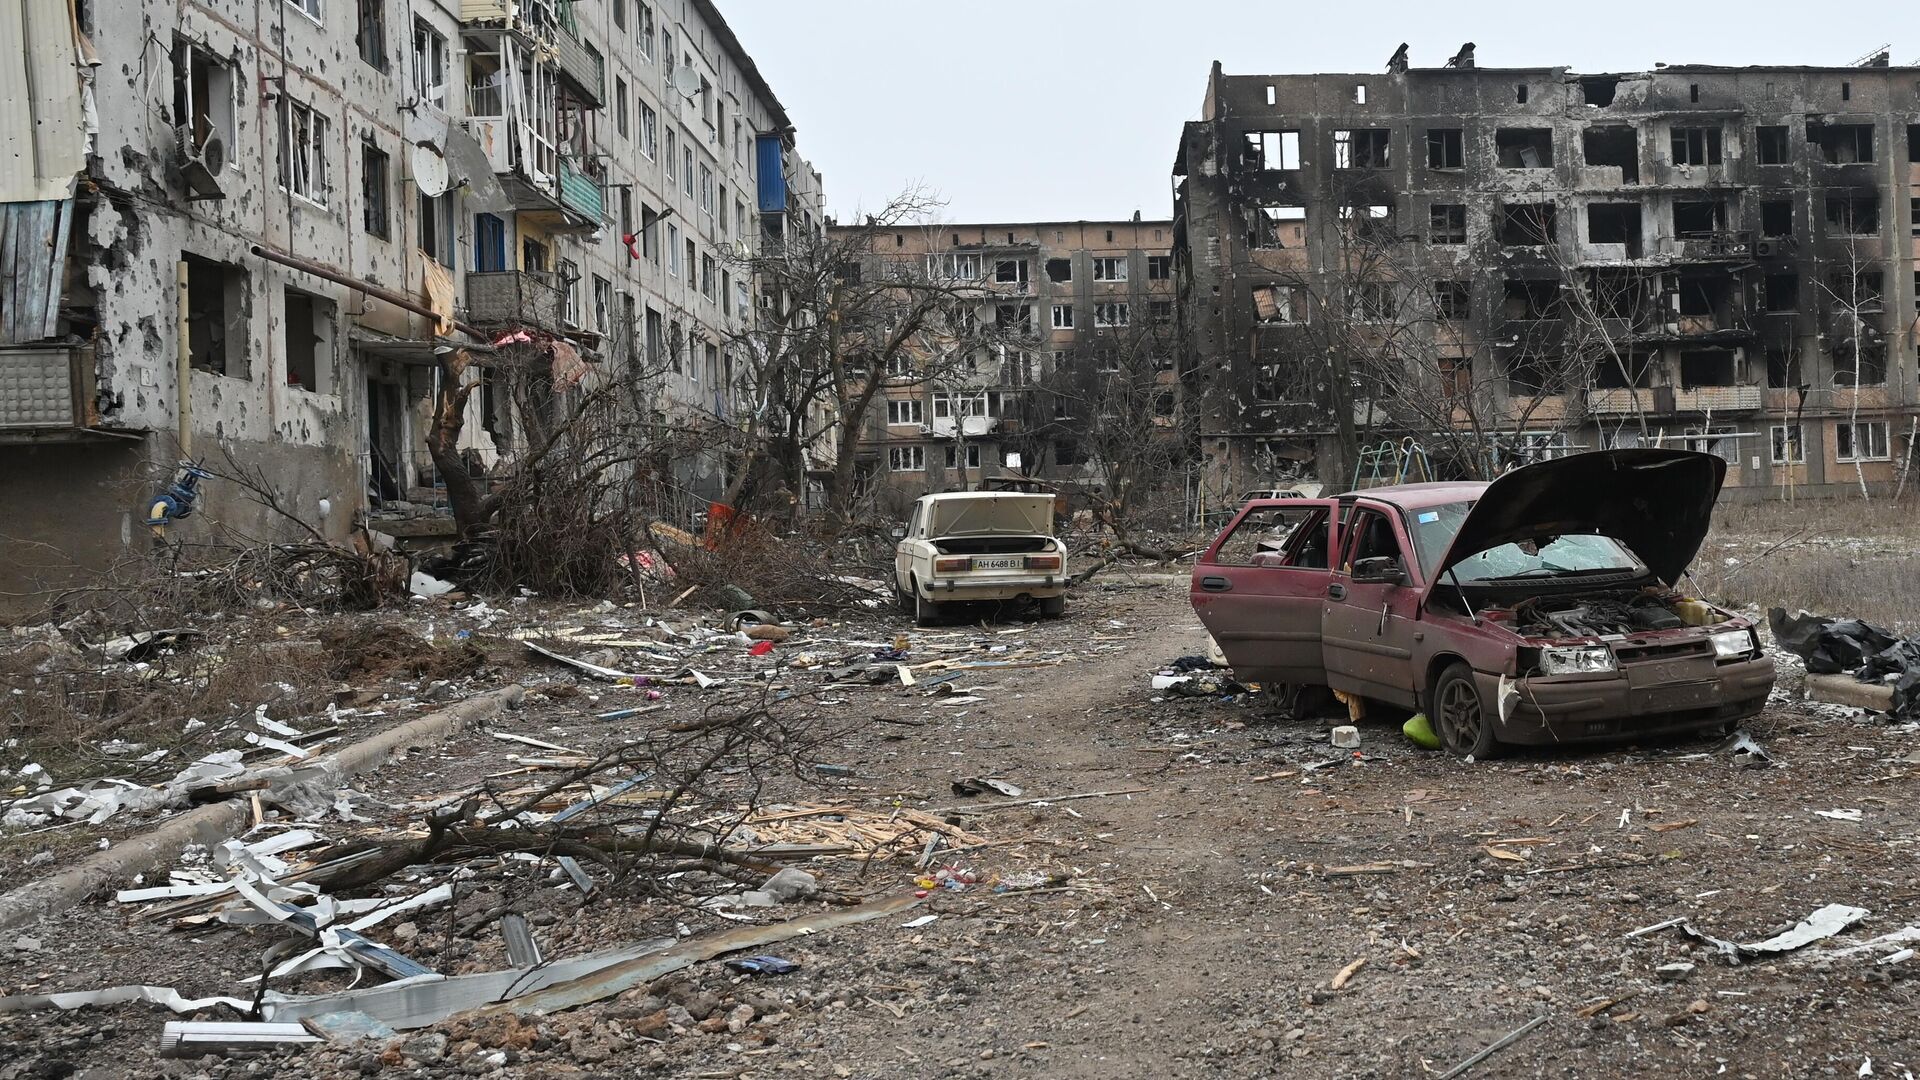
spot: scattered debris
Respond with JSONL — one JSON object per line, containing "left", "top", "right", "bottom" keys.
{"left": 1436, "top": 1015, "right": 1548, "bottom": 1079}
{"left": 1664, "top": 903, "right": 1871, "bottom": 964}
{"left": 1772, "top": 608, "right": 1920, "bottom": 717}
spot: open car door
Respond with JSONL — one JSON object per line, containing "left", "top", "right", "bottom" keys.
{"left": 1191, "top": 499, "right": 1339, "bottom": 685}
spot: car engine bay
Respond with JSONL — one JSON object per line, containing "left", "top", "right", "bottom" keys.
{"left": 1496, "top": 590, "right": 1718, "bottom": 638}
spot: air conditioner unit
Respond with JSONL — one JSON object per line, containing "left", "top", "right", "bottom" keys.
{"left": 1752, "top": 240, "right": 1775, "bottom": 257}
{"left": 174, "top": 125, "right": 228, "bottom": 200}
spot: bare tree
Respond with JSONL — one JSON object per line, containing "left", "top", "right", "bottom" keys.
{"left": 1816, "top": 238, "right": 1888, "bottom": 500}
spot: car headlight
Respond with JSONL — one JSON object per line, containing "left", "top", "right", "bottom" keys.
{"left": 1710, "top": 628, "right": 1756, "bottom": 661}
{"left": 1538, "top": 645, "right": 1617, "bottom": 675}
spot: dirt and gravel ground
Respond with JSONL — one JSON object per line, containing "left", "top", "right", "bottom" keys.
{"left": 5, "top": 569, "right": 1920, "bottom": 1079}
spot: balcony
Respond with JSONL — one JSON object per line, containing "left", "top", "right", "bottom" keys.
{"left": 1675, "top": 385, "right": 1763, "bottom": 412}
{"left": 557, "top": 160, "right": 607, "bottom": 222}
{"left": 466, "top": 271, "right": 566, "bottom": 334}
{"left": 1588, "top": 387, "right": 1672, "bottom": 415}
{"left": 552, "top": 26, "right": 603, "bottom": 108}
{"left": 1672, "top": 231, "right": 1755, "bottom": 261}
{"left": 1587, "top": 384, "right": 1762, "bottom": 415}
{"left": 0, "top": 347, "right": 93, "bottom": 436}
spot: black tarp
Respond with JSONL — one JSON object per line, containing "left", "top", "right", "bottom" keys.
{"left": 1769, "top": 608, "right": 1920, "bottom": 718}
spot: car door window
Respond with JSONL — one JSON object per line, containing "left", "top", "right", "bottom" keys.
{"left": 1214, "top": 505, "right": 1324, "bottom": 566}
{"left": 1342, "top": 509, "right": 1406, "bottom": 572}
{"left": 907, "top": 505, "right": 923, "bottom": 538}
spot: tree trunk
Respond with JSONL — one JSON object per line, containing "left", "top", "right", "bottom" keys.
{"left": 426, "top": 351, "right": 490, "bottom": 536}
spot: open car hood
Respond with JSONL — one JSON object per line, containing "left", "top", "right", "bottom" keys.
{"left": 1433, "top": 449, "right": 1726, "bottom": 586}
{"left": 928, "top": 494, "right": 1055, "bottom": 538}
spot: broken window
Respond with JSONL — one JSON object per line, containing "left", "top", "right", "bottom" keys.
{"left": 1837, "top": 421, "right": 1891, "bottom": 461}
{"left": 182, "top": 253, "right": 248, "bottom": 379}
{"left": 1333, "top": 129, "right": 1390, "bottom": 169}
{"left": 927, "top": 254, "right": 980, "bottom": 280}
{"left": 994, "top": 259, "right": 1029, "bottom": 284}
{"left": 1756, "top": 125, "right": 1790, "bottom": 165}
{"left": 1504, "top": 349, "right": 1557, "bottom": 394}
{"left": 356, "top": 0, "right": 387, "bottom": 70}
{"left": 1434, "top": 281, "right": 1470, "bottom": 321}
{"left": 1426, "top": 129, "right": 1463, "bottom": 170}
{"left": 1252, "top": 284, "right": 1308, "bottom": 324}
{"left": 886, "top": 399, "right": 923, "bottom": 426}
{"left": 1045, "top": 258, "right": 1072, "bottom": 283}
{"left": 1812, "top": 123, "right": 1874, "bottom": 164}
{"left": 1093, "top": 257, "right": 1128, "bottom": 282}
{"left": 1586, "top": 203, "right": 1642, "bottom": 257}
{"left": 1766, "top": 347, "right": 1802, "bottom": 389}
{"left": 1825, "top": 269, "right": 1883, "bottom": 311}
{"left": 1515, "top": 84, "right": 1528, "bottom": 104}
{"left": 1495, "top": 128, "right": 1553, "bottom": 168}
{"left": 1673, "top": 200, "right": 1723, "bottom": 239}
{"left": 1243, "top": 130, "right": 1301, "bottom": 170}
{"left": 1498, "top": 202, "right": 1557, "bottom": 246}
{"left": 1147, "top": 255, "right": 1171, "bottom": 280}
{"left": 361, "top": 141, "right": 390, "bottom": 239}
{"left": 172, "top": 40, "right": 237, "bottom": 159}
{"left": 888, "top": 446, "right": 925, "bottom": 472}
{"left": 1669, "top": 126, "right": 1723, "bottom": 166}
{"left": 1770, "top": 422, "right": 1805, "bottom": 463}
{"left": 286, "top": 0, "right": 322, "bottom": 24}
{"left": 1761, "top": 201, "right": 1792, "bottom": 239}
{"left": 1501, "top": 279, "right": 1559, "bottom": 320}
{"left": 1581, "top": 126, "right": 1637, "bottom": 183}
{"left": 1348, "top": 282, "right": 1395, "bottom": 322}
{"left": 1338, "top": 204, "right": 1394, "bottom": 240}
{"left": 1676, "top": 273, "right": 1726, "bottom": 317}
{"left": 1826, "top": 194, "right": 1879, "bottom": 235}
{"left": 1429, "top": 204, "right": 1466, "bottom": 245}
{"left": 1250, "top": 204, "right": 1307, "bottom": 249}
{"left": 996, "top": 304, "right": 1032, "bottom": 330}
{"left": 410, "top": 20, "right": 448, "bottom": 109}
{"left": 1149, "top": 299, "right": 1173, "bottom": 323}
{"left": 418, "top": 191, "right": 454, "bottom": 267}
{"left": 1679, "top": 350, "right": 1736, "bottom": 387}
{"left": 1093, "top": 302, "right": 1129, "bottom": 328}
{"left": 1586, "top": 268, "right": 1650, "bottom": 320}
{"left": 1592, "top": 350, "right": 1653, "bottom": 388}
{"left": 944, "top": 444, "right": 983, "bottom": 471}
{"left": 279, "top": 99, "right": 329, "bottom": 205}
{"left": 1051, "top": 304, "right": 1073, "bottom": 329}
{"left": 1912, "top": 197, "right": 1920, "bottom": 238}
{"left": 1764, "top": 273, "right": 1799, "bottom": 312}
{"left": 1580, "top": 75, "right": 1619, "bottom": 107}
{"left": 283, "top": 287, "right": 333, "bottom": 393}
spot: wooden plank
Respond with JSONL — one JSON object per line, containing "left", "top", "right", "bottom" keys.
{"left": 41, "top": 199, "right": 71, "bottom": 340}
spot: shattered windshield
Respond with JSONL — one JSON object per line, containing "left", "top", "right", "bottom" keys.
{"left": 1404, "top": 501, "right": 1644, "bottom": 583}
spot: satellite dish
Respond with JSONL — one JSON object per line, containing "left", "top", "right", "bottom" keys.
{"left": 412, "top": 144, "right": 450, "bottom": 197}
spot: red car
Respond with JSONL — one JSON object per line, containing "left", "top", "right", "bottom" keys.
{"left": 1191, "top": 449, "right": 1776, "bottom": 757}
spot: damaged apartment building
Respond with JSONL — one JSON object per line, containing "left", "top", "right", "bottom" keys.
{"left": 1173, "top": 48, "right": 1920, "bottom": 499}
{"left": 832, "top": 219, "right": 1177, "bottom": 509}
{"left": 0, "top": 0, "right": 822, "bottom": 591}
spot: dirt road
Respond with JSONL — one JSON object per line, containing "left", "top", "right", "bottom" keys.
{"left": 5, "top": 575, "right": 1919, "bottom": 1078}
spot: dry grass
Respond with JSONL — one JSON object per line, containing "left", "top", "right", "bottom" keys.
{"left": 1693, "top": 498, "right": 1920, "bottom": 632}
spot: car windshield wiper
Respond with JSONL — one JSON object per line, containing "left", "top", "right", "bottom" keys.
{"left": 1498, "top": 565, "right": 1629, "bottom": 580}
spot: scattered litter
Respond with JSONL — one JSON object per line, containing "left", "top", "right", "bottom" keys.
{"left": 724, "top": 955, "right": 799, "bottom": 975}
{"left": 492, "top": 731, "right": 581, "bottom": 755}
{"left": 1771, "top": 608, "right": 1920, "bottom": 718}
{"left": 1722, "top": 729, "right": 1777, "bottom": 769}
{"left": 1402, "top": 712, "right": 1440, "bottom": 750}
{"left": 160, "top": 1021, "right": 319, "bottom": 1057}
{"left": 408, "top": 571, "right": 456, "bottom": 598}
{"left": 1665, "top": 903, "right": 1870, "bottom": 964}
{"left": 1330, "top": 725, "right": 1360, "bottom": 750}
{"left": 1815, "top": 809, "right": 1864, "bottom": 823}
{"left": 951, "top": 777, "right": 1023, "bottom": 798}
{"left": 1435, "top": 1015, "right": 1547, "bottom": 1079}
{"left": 901, "top": 914, "right": 938, "bottom": 929}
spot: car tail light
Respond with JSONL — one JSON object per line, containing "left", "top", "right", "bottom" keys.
{"left": 1025, "top": 555, "right": 1062, "bottom": 571}
{"left": 934, "top": 556, "right": 970, "bottom": 573}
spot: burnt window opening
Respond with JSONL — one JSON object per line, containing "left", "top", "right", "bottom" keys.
{"left": 1825, "top": 194, "right": 1879, "bottom": 235}
{"left": 1339, "top": 204, "right": 1395, "bottom": 241}
{"left": 1674, "top": 274, "right": 1733, "bottom": 322}
{"left": 1582, "top": 126, "right": 1638, "bottom": 183}
{"left": 1045, "top": 258, "right": 1072, "bottom": 283}
{"left": 1502, "top": 279, "right": 1560, "bottom": 320}
{"left": 1764, "top": 273, "right": 1799, "bottom": 312}
{"left": 1673, "top": 200, "right": 1724, "bottom": 239}
{"left": 1756, "top": 126, "right": 1791, "bottom": 165}
{"left": 1586, "top": 203, "right": 1643, "bottom": 257}
{"left": 182, "top": 253, "right": 249, "bottom": 379}
{"left": 1679, "top": 349, "right": 1736, "bottom": 387}
{"left": 1766, "top": 345, "right": 1802, "bottom": 388}
{"left": 1825, "top": 269, "right": 1884, "bottom": 311}
{"left": 1426, "top": 128, "right": 1463, "bottom": 170}
{"left": 1252, "top": 283, "right": 1308, "bottom": 324}
{"left": 1434, "top": 280, "right": 1470, "bottom": 321}
{"left": 1243, "top": 130, "right": 1301, "bottom": 170}
{"left": 1250, "top": 204, "right": 1307, "bottom": 249}
{"left": 1504, "top": 348, "right": 1559, "bottom": 395}
{"left": 1586, "top": 268, "right": 1650, "bottom": 321}
{"left": 1811, "top": 123, "right": 1874, "bottom": 164}
{"left": 995, "top": 304, "right": 1032, "bottom": 331}
{"left": 1348, "top": 282, "right": 1396, "bottom": 322}
{"left": 1430, "top": 204, "right": 1467, "bottom": 245}
{"left": 1498, "top": 202, "right": 1556, "bottom": 246}
{"left": 1333, "top": 129, "right": 1390, "bottom": 169}
{"left": 1669, "top": 126, "right": 1723, "bottom": 166}
{"left": 1592, "top": 350, "right": 1654, "bottom": 388}
{"left": 1580, "top": 75, "right": 1620, "bottom": 107}
{"left": 1761, "top": 200, "right": 1793, "bottom": 238}
{"left": 1495, "top": 128, "right": 1553, "bottom": 168}
{"left": 282, "top": 287, "right": 334, "bottom": 393}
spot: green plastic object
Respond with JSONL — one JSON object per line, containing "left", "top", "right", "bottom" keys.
{"left": 1403, "top": 712, "right": 1441, "bottom": 751}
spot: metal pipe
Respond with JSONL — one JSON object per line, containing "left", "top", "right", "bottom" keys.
{"left": 175, "top": 259, "right": 192, "bottom": 456}
{"left": 246, "top": 244, "right": 486, "bottom": 340}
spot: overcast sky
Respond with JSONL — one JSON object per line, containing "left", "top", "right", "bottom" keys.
{"left": 727, "top": 0, "right": 1910, "bottom": 224}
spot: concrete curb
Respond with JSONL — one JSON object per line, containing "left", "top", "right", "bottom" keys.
{"left": 0, "top": 683, "right": 525, "bottom": 933}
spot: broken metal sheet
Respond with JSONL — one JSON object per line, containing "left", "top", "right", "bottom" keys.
{"left": 523, "top": 640, "right": 648, "bottom": 680}
{"left": 263, "top": 940, "right": 676, "bottom": 1029}
{"left": 554, "top": 855, "right": 595, "bottom": 894}
{"left": 499, "top": 914, "right": 541, "bottom": 967}
{"left": 492, "top": 731, "right": 581, "bottom": 754}
{"left": 342, "top": 884, "right": 454, "bottom": 932}
{"left": 1818, "top": 926, "right": 1920, "bottom": 961}
{"left": 160, "top": 1021, "right": 320, "bottom": 1057}
{"left": 0, "top": 984, "right": 255, "bottom": 1015}
{"left": 463, "top": 892, "right": 923, "bottom": 1019}
{"left": 1674, "top": 903, "right": 1870, "bottom": 964}
{"left": 549, "top": 774, "right": 652, "bottom": 823}
{"left": 300, "top": 1010, "right": 399, "bottom": 1044}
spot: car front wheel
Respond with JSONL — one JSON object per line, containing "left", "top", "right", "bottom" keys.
{"left": 1432, "top": 663, "right": 1498, "bottom": 760}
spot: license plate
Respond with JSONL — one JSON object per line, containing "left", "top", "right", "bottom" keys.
{"left": 971, "top": 557, "right": 1023, "bottom": 570}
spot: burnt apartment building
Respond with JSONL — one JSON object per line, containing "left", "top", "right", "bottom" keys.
{"left": 1172, "top": 49, "right": 1920, "bottom": 500}
{"left": 831, "top": 219, "right": 1176, "bottom": 510}
{"left": 0, "top": 0, "right": 822, "bottom": 593}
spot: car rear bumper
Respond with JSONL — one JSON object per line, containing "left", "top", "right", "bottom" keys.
{"left": 1476, "top": 656, "right": 1776, "bottom": 745}
{"left": 922, "top": 575, "right": 1064, "bottom": 602}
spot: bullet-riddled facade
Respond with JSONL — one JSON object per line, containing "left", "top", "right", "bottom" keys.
{"left": 0, "top": 0, "right": 821, "bottom": 591}
{"left": 1174, "top": 53, "right": 1920, "bottom": 499}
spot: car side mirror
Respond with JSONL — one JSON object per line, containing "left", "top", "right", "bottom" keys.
{"left": 890, "top": 526, "right": 907, "bottom": 541}
{"left": 1352, "top": 555, "right": 1406, "bottom": 584}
